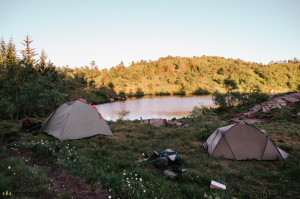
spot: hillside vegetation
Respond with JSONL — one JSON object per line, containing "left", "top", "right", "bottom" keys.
{"left": 1, "top": 35, "right": 299, "bottom": 121}
{"left": 77, "top": 56, "right": 300, "bottom": 95}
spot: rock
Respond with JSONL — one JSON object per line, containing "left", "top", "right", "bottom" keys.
{"left": 245, "top": 104, "right": 261, "bottom": 116}
{"left": 245, "top": 92, "right": 300, "bottom": 116}
{"left": 281, "top": 92, "right": 300, "bottom": 103}
{"left": 166, "top": 120, "right": 182, "bottom": 126}
{"left": 140, "top": 119, "right": 189, "bottom": 127}
{"left": 167, "top": 120, "right": 189, "bottom": 127}
{"left": 297, "top": 112, "right": 300, "bottom": 117}
{"left": 261, "top": 98, "right": 286, "bottom": 113}
{"left": 140, "top": 119, "right": 165, "bottom": 127}
{"left": 232, "top": 118, "right": 263, "bottom": 124}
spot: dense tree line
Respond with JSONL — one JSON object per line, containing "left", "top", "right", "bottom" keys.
{"left": 1, "top": 35, "right": 299, "bottom": 120}
{"left": 0, "top": 36, "right": 118, "bottom": 120}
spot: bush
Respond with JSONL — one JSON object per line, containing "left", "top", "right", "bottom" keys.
{"left": 118, "top": 91, "right": 127, "bottom": 99}
{"left": 0, "top": 96, "right": 16, "bottom": 120}
{"left": 174, "top": 90, "right": 186, "bottom": 95}
{"left": 212, "top": 91, "right": 227, "bottom": 109}
{"left": 278, "top": 144, "right": 293, "bottom": 153}
{"left": 135, "top": 88, "right": 145, "bottom": 97}
{"left": 192, "top": 88, "right": 210, "bottom": 95}
{"left": 156, "top": 92, "right": 171, "bottom": 96}
{"left": 31, "top": 144, "right": 53, "bottom": 158}
{"left": 1, "top": 131, "right": 20, "bottom": 143}
{"left": 247, "top": 92, "right": 269, "bottom": 105}
{"left": 118, "top": 110, "right": 130, "bottom": 120}
{"left": 188, "top": 107, "right": 222, "bottom": 140}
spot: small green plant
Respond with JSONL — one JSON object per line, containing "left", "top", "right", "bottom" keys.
{"left": 1, "top": 130, "right": 20, "bottom": 143}
{"left": 31, "top": 144, "right": 53, "bottom": 158}
{"left": 118, "top": 110, "right": 130, "bottom": 120}
{"left": 278, "top": 144, "right": 293, "bottom": 153}
{"left": 285, "top": 166, "right": 300, "bottom": 181}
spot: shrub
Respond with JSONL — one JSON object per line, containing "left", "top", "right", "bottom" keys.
{"left": 188, "top": 106, "right": 222, "bottom": 140}
{"left": 278, "top": 144, "right": 293, "bottom": 153}
{"left": 174, "top": 90, "right": 186, "bottom": 95}
{"left": 212, "top": 91, "right": 227, "bottom": 109}
{"left": 1, "top": 131, "right": 20, "bottom": 143}
{"left": 118, "top": 91, "right": 127, "bottom": 99}
{"left": 192, "top": 88, "right": 210, "bottom": 95}
{"left": 135, "top": 88, "right": 145, "bottom": 97}
{"left": 31, "top": 144, "right": 53, "bottom": 158}
{"left": 247, "top": 92, "right": 269, "bottom": 105}
{"left": 156, "top": 91, "right": 171, "bottom": 96}
{"left": 118, "top": 110, "right": 130, "bottom": 120}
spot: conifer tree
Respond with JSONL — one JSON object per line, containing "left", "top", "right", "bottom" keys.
{"left": 0, "top": 37, "right": 6, "bottom": 64}
{"left": 20, "top": 34, "right": 37, "bottom": 64}
{"left": 37, "top": 48, "right": 47, "bottom": 74}
{"left": 6, "top": 37, "right": 17, "bottom": 63}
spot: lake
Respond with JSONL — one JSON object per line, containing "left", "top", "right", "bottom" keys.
{"left": 95, "top": 95, "right": 214, "bottom": 121}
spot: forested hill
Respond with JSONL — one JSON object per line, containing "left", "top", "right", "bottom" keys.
{"left": 0, "top": 35, "right": 299, "bottom": 120}
{"left": 66, "top": 56, "right": 300, "bottom": 95}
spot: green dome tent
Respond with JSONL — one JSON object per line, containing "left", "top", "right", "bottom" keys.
{"left": 41, "top": 100, "right": 112, "bottom": 141}
{"left": 203, "top": 123, "right": 288, "bottom": 160}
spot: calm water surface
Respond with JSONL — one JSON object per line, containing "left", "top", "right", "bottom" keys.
{"left": 95, "top": 95, "right": 214, "bottom": 121}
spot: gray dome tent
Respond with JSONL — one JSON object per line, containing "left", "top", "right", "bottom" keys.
{"left": 203, "top": 123, "right": 288, "bottom": 160}
{"left": 42, "top": 100, "right": 112, "bottom": 141}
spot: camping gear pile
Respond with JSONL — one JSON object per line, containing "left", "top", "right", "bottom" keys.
{"left": 138, "top": 149, "right": 186, "bottom": 180}
{"left": 21, "top": 119, "right": 42, "bottom": 132}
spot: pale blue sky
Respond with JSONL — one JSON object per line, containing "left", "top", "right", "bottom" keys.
{"left": 1, "top": 0, "right": 299, "bottom": 69}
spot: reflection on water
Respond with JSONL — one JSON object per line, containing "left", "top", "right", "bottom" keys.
{"left": 95, "top": 95, "right": 214, "bottom": 121}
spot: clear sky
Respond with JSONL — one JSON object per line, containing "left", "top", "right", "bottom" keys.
{"left": 1, "top": 0, "right": 300, "bottom": 69}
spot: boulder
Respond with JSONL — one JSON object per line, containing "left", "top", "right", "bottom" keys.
{"left": 141, "top": 119, "right": 165, "bottom": 127}
{"left": 261, "top": 98, "right": 286, "bottom": 113}
{"left": 140, "top": 119, "right": 189, "bottom": 127}
{"left": 281, "top": 92, "right": 300, "bottom": 103}
{"left": 245, "top": 92, "right": 300, "bottom": 116}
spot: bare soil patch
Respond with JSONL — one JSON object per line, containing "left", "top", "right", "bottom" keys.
{"left": 1, "top": 143, "right": 108, "bottom": 199}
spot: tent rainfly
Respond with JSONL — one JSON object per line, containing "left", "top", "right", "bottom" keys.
{"left": 41, "top": 100, "right": 112, "bottom": 141}
{"left": 203, "top": 122, "right": 289, "bottom": 160}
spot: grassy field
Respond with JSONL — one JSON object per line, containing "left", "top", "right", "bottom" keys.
{"left": 0, "top": 109, "right": 300, "bottom": 198}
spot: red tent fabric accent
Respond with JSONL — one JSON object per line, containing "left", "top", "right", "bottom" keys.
{"left": 91, "top": 105, "right": 98, "bottom": 111}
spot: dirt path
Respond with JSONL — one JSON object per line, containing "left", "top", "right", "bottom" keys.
{"left": 1, "top": 143, "right": 108, "bottom": 199}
